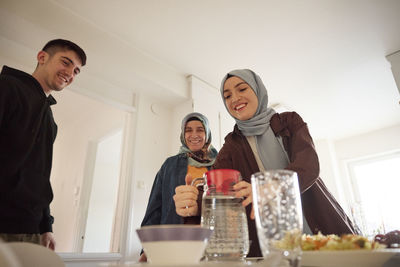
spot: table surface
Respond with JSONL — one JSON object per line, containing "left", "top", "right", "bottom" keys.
{"left": 99, "top": 258, "right": 286, "bottom": 267}
{"left": 96, "top": 252, "right": 400, "bottom": 267}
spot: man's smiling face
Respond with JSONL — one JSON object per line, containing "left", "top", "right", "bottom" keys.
{"left": 35, "top": 49, "right": 82, "bottom": 94}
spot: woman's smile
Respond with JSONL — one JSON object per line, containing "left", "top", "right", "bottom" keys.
{"left": 187, "top": 137, "right": 203, "bottom": 145}
{"left": 234, "top": 103, "right": 247, "bottom": 111}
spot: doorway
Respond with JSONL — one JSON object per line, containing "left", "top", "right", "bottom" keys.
{"left": 50, "top": 89, "right": 133, "bottom": 253}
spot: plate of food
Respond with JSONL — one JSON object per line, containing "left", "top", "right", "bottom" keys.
{"left": 299, "top": 232, "right": 400, "bottom": 267}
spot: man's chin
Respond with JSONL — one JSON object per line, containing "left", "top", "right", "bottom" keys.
{"left": 52, "top": 86, "right": 66, "bottom": 92}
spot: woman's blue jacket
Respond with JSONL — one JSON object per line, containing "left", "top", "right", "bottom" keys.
{"left": 141, "top": 153, "right": 208, "bottom": 226}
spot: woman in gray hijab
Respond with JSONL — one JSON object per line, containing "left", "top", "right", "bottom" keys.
{"left": 139, "top": 112, "right": 217, "bottom": 262}
{"left": 213, "top": 69, "right": 357, "bottom": 257}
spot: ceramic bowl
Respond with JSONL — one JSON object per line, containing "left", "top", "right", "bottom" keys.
{"left": 136, "top": 225, "right": 213, "bottom": 265}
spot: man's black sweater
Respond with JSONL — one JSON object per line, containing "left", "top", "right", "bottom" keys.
{"left": 0, "top": 66, "right": 57, "bottom": 234}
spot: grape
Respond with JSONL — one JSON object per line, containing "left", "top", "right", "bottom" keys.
{"left": 374, "top": 230, "right": 400, "bottom": 248}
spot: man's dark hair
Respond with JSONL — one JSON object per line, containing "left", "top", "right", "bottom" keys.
{"left": 42, "top": 39, "right": 87, "bottom": 66}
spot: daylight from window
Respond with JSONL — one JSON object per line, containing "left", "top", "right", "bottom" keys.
{"left": 350, "top": 153, "right": 400, "bottom": 237}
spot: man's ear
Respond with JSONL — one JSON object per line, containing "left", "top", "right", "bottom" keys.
{"left": 36, "top": 50, "right": 49, "bottom": 65}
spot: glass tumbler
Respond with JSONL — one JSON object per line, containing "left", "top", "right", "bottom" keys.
{"left": 251, "top": 170, "right": 303, "bottom": 267}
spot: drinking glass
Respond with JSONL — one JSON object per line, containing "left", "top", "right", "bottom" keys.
{"left": 251, "top": 170, "right": 303, "bottom": 267}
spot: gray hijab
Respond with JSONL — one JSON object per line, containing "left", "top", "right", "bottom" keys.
{"left": 178, "top": 112, "right": 218, "bottom": 167}
{"left": 220, "top": 69, "right": 289, "bottom": 170}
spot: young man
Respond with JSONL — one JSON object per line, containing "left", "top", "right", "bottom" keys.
{"left": 0, "top": 39, "right": 86, "bottom": 250}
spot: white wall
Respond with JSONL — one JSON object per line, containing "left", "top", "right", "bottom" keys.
{"left": 51, "top": 90, "right": 127, "bottom": 252}
{"left": 0, "top": 0, "right": 188, "bottom": 104}
{"left": 127, "top": 94, "right": 175, "bottom": 261}
{"left": 190, "top": 75, "right": 235, "bottom": 150}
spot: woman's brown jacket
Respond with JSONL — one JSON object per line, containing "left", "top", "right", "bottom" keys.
{"left": 212, "top": 112, "right": 357, "bottom": 257}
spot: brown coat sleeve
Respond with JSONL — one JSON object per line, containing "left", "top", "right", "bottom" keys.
{"left": 270, "top": 112, "right": 320, "bottom": 193}
{"left": 272, "top": 112, "right": 357, "bottom": 235}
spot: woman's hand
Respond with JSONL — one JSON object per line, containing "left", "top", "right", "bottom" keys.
{"left": 173, "top": 174, "right": 199, "bottom": 217}
{"left": 139, "top": 253, "right": 147, "bottom": 262}
{"left": 233, "top": 181, "right": 255, "bottom": 219}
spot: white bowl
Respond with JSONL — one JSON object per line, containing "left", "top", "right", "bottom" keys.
{"left": 136, "top": 225, "right": 213, "bottom": 265}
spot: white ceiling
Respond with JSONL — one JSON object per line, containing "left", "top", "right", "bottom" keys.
{"left": 2, "top": 0, "right": 400, "bottom": 140}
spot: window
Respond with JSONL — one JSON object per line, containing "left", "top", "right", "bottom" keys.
{"left": 348, "top": 151, "right": 400, "bottom": 237}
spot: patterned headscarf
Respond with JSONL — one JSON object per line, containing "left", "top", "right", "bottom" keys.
{"left": 178, "top": 112, "right": 218, "bottom": 167}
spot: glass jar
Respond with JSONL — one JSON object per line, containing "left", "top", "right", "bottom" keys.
{"left": 196, "top": 169, "right": 249, "bottom": 260}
